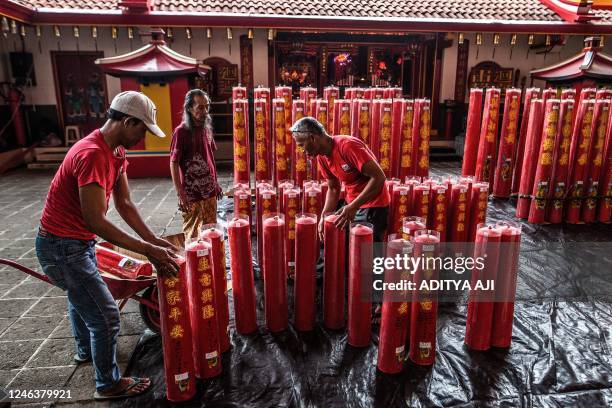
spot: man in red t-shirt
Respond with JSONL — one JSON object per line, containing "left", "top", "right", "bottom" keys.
{"left": 170, "top": 89, "right": 222, "bottom": 238}
{"left": 36, "top": 91, "right": 178, "bottom": 400}
{"left": 291, "top": 116, "right": 390, "bottom": 242}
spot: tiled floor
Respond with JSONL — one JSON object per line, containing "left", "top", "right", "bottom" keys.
{"left": 0, "top": 166, "right": 236, "bottom": 406}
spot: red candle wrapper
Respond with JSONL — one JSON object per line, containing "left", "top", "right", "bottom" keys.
{"left": 397, "top": 100, "right": 415, "bottom": 180}
{"left": 547, "top": 100, "right": 575, "bottom": 223}
{"left": 228, "top": 216, "right": 258, "bottom": 334}
{"left": 516, "top": 99, "right": 544, "bottom": 219}
{"left": 465, "top": 225, "right": 501, "bottom": 351}
{"left": 157, "top": 258, "right": 196, "bottom": 402}
{"left": 462, "top": 88, "right": 484, "bottom": 177}
{"left": 409, "top": 230, "right": 440, "bottom": 366}
{"left": 348, "top": 222, "right": 374, "bottom": 347}
{"left": 412, "top": 99, "right": 432, "bottom": 178}
{"left": 475, "top": 88, "right": 501, "bottom": 186}
{"left": 256, "top": 183, "right": 278, "bottom": 266}
{"left": 370, "top": 99, "right": 383, "bottom": 158}
{"left": 597, "top": 113, "right": 612, "bottom": 223}
{"left": 232, "top": 86, "right": 247, "bottom": 101}
{"left": 199, "top": 226, "right": 231, "bottom": 353}
{"left": 233, "top": 99, "right": 250, "bottom": 186}
{"left": 401, "top": 216, "right": 426, "bottom": 240}
{"left": 294, "top": 213, "right": 318, "bottom": 331}
{"left": 467, "top": 182, "right": 490, "bottom": 241}
{"left": 283, "top": 187, "right": 301, "bottom": 274}
{"left": 300, "top": 86, "right": 317, "bottom": 115}
{"left": 388, "top": 184, "right": 411, "bottom": 236}
{"left": 323, "top": 214, "right": 347, "bottom": 329}
{"left": 254, "top": 98, "right": 272, "bottom": 182}
{"left": 512, "top": 88, "right": 541, "bottom": 196}
{"left": 185, "top": 239, "right": 222, "bottom": 378}
{"left": 333, "top": 99, "right": 352, "bottom": 136}
{"left": 430, "top": 184, "right": 448, "bottom": 242}
{"left": 490, "top": 221, "right": 522, "bottom": 348}
{"left": 581, "top": 100, "right": 610, "bottom": 223}
{"left": 528, "top": 99, "right": 561, "bottom": 224}
{"left": 273, "top": 98, "right": 289, "bottom": 183}
{"left": 493, "top": 88, "right": 521, "bottom": 197}
{"left": 566, "top": 100, "right": 596, "bottom": 223}
{"left": 292, "top": 99, "right": 308, "bottom": 185}
{"left": 324, "top": 86, "right": 340, "bottom": 132}
{"left": 95, "top": 246, "right": 152, "bottom": 280}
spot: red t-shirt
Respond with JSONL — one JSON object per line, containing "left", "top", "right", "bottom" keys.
{"left": 318, "top": 136, "right": 390, "bottom": 208}
{"left": 40, "top": 129, "right": 127, "bottom": 240}
{"left": 170, "top": 123, "right": 220, "bottom": 204}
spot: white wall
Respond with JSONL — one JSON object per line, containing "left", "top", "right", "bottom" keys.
{"left": 0, "top": 26, "right": 270, "bottom": 106}
{"left": 440, "top": 33, "right": 612, "bottom": 102}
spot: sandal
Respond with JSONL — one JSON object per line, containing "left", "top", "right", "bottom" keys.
{"left": 73, "top": 354, "right": 91, "bottom": 364}
{"left": 93, "top": 377, "right": 151, "bottom": 400}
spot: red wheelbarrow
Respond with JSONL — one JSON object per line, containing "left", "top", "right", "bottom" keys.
{"left": 0, "top": 234, "right": 185, "bottom": 333}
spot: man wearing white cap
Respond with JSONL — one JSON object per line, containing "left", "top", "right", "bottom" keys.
{"left": 35, "top": 91, "right": 178, "bottom": 400}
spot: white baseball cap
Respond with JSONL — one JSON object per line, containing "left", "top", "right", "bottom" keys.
{"left": 110, "top": 91, "right": 165, "bottom": 138}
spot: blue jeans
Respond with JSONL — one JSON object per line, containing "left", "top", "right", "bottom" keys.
{"left": 35, "top": 228, "right": 121, "bottom": 392}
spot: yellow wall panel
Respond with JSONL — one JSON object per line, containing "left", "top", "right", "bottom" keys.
{"left": 140, "top": 83, "right": 172, "bottom": 151}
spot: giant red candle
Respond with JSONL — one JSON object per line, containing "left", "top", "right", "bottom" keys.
{"left": 475, "top": 88, "right": 501, "bottom": 185}
{"left": 412, "top": 99, "right": 432, "bottom": 178}
{"left": 324, "top": 86, "right": 340, "bottom": 132}
{"left": 412, "top": 184, "right": 431, "bottom": 223}
{"left": 300, "top": 86, "right": 317, "bottom": 115}
{"left": 462, "top": 88, "right": 484, "bottom": 177}
{"left": 323, "top": 214, "right": 347, "bottom": 329}
{"left": 227, "top": 215, "right": 258, "bottom": 334}
{"left": 199, "top": 225, "right": 231, "bottom": 353}
{"left": 294, "top": 213, "right": 318, "bottom": 331}
{"left": 566, "top": 99, "right": 596, "bottom": 223}
{"left": 377, "top": 236, "right": 413, "bottom": 373}
{"left": 388, "top": 184, "right": 411, "bottom": 235}
{"left": 263, "top": 213, "right": 288, "bottom": 332}
{"left": 254, "top": 98, "right": 272, "bottom": 182}
{"left": 256, "top": 184, "right": 277, "bottom": 267}
{"left": 273, "top": 98, "right": 289, "bottom": 183}
{"left": 597, "top": 116, "right": 612, "bottom": 223}
{"left": 283, "top": 186, "right": 301, "bottom": 275}
{"left": 378, "top": 99, "right": 394, "bottom": 177}
{"left": 430, "top": 184, "right": 448, "bottom": 241}
{"left": 402, "top": 216, "right": 426, "bottom": 240}
{"left": 316, "top": 99, "right": 330, "bottom": 134}
{"left": 512, "top": 88, "right": 541, "bottom": 196}
{"left": 490, "top": 221, "right": 522, "bottom": 348}
{"left": 232, "top": 86, "right": 247, "bottom": 101}
{"left": 370, "top": 99, "right": 383, "bottom": 157}
{"left": 233, "top": 183, "right": 252, "bottom": 226}
{"left": 292, "top": 99, "right": 307, "bottom": 185}
{"left": 547, "top": 99, "right": 575, "bottom": 223}
{"left": 467, "top": 182, "right": 489, "bottom": 242}
{"left": 448, "top": 183, "right": 469, "bottom": 256}
{"left": 493, "top": 88, "right": 522, "bottom": 197}
{"left": 185, "top": 239, "right": 222, "bottom": 377}
{"left": 278, "top": 179, "right": 294, "bottom": 214}
{"left": 348, "top": 222, "right": 373, "bottom": 347}
{"left": 95, "top": 246, "right": 152, "bottom": 280}
{"left": 516, "top": 99, "right": 544, "bottom": 219}
{"left": 275, "top": 86, "right": 293, "bottom": 165}
{"left": 581, "top": 100, "right": 610, "bottom": 223}
{"left": 409, "top": 230, "right": 440, "bottom": 366}
{"left": 397, "top": 100, "right": 415, "bottom": 180}
{"left": 390, "top": 98, "right": 405, "bottom": 178}
{"left": 303, "top": 181, "right": 323, "bottom": 218}
{"left": 528, "top": 99, "right": 561, "bottom": 224}
{"left": 233, "top": 99, "right": 250, "bottom": 186}
{"left": 334, "top": 99, "right": 352, "bottom": 136}
{"left": 464, "top": 225, "right": 501, "bottom": 351}
{"left": 561, "top": 88, "right": 576, "bottom": 101}
{"left": 354, "top": 99, "right": 372, "bottom": 146}
{"left": 157, "top": 258, "right": 196, "bottom": 402}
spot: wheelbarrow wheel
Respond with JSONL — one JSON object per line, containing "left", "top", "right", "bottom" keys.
{"left": 139, "top": 285, "right": 161, "bottom": 334}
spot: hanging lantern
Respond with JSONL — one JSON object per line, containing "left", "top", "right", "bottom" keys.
{"left": 185, "top": 27, "right": 192, "bottom": 39}
{"left": 226, "top": 27, "right": 233, "bottom": 39}
{"left": 268, "top": 28, "right": 275, "bottom": 41}
{"left": 128, "top": 27, "right": 134, "bottom": 39}
{"left": 206, "top": 27, "right": 213, "bottom": 39}
{"left": 528, "top": 34, "right": 535, "bottom": 45}
{"left": 248, "top": 28, "right": 254, "bottom": 40}
{"left": 73, "top": 26, "right": 80, "bottom": 38}
{"left": 476, "top": 33, "right": 483, "bottom": 45}
{"left": 111, "top": 26, "right": 118, "bottom": 39}
{"left": 545, "top": 34, "right": 551, "bottom": 46}
{"left": 91, "top": 26, "right": 98, "bottom": 38}
{"left": 458, "top": 32, "right": 464, "bottom": 45}
{"left": 165, "top": 27, "right": 173, "bottom": 38}
{"left": 600, "top": 35, "right": 605, "bottom": 47}
{"left": 510, "top": 34, "right": 517, "bottom": 45}
{"left": 35, "top": 25, "right": 42, "bottom": 53}
{"left": 20, "top": 24, "right": 26, "bottom": 37}
{"left": 54, "top": 25, "right": 61, "bottom": 37}
{"left": 10, "top": 20, "right": 17, "bottom": 35}
{"left": 493, "top": 33, "right": 500, "bottom": 45}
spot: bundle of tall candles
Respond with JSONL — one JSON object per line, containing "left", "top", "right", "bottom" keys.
{"left": 462, "top": 86, "right": 612, "bottom": 224}
{"left": 232, "top": 86, "right": 431, "bottom": 188}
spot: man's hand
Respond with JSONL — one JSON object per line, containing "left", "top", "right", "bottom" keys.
{"left": 334, "top": 203, "right": 358, "bottom": 231}
{"left": 144, "top": 243, "right": 180, "bottom": 277}
{"left": 318, "top": 217, "right": 325, "bottom": 242}
{"left": 148, "top": 236, "right": 179, "bottom": 253}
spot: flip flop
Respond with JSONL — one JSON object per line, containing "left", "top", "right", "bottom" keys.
{"left": 93, "top": 377, "right": 151, "bottom": 401}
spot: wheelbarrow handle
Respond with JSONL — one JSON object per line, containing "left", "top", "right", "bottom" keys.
{"left": 0, "top": 258, "right": 52, "bottom": 284}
